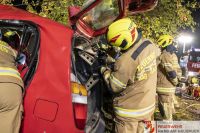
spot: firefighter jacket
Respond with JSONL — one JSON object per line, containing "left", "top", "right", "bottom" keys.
{"left": 102, "top": 39, "right": 160, "bottom": 120}
{"left": 157, "top": 49, "right": 180, "bottom": 94}
{"left": 0, "top": 40, "right": 24, "bottom": 88}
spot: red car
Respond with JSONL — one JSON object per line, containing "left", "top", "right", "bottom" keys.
{"left": 0, "top": 0, "right": 157, "bottom": 132}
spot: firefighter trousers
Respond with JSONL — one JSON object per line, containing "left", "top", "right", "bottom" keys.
{"left": 114, "top": 115, "right": 151, "bottom": 133}
{"left": 158, "top": 93, "right": 174, "bottom": 120}
{"left": 173, "top": 94, "right": 179, "bottom": 108}
{"left": 0, "top": 83, "right": 23, "bottom": 133}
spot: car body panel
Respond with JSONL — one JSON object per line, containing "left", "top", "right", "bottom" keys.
{"left": 0, "top": 5, "right": 83, "bottom": 133}
{"left": 0, "top": 0, "right": 158, "bottom": 132}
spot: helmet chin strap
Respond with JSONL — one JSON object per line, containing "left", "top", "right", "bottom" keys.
{"left": 165, "top": 44, "right": 177, "bottom": 54}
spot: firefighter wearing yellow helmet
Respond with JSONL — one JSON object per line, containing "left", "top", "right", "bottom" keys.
{"left": 0, "top": 29, "right": 24, "bottom": 133}
{"left": 157, "top": 35, "right": 182, "bottom": 120}
{"left": 101, "top": 18, "right": 160, "bottom": 133}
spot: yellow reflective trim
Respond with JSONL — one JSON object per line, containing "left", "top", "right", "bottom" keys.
{"left": 0, "top": 67, "right": 19, "bottom": 73}
{"left": 157, "top": 87, "right": 176, "bottom": 93}
{"left": 110, "top": 74, "right": 126, "bottom": 88}
{"left": 0, "top": 73, "right": 21, "bottom": 79}
{"left": 114, "top": 104, "right": 155, "bottom": 117}
{"left": 157, "top": 87, "right": 176, "bottom": 90}
{"left": 0, "top": 67, "right": 21, "bottom": 80}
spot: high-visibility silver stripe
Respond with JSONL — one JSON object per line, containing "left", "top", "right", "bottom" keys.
{"left": 114, "top": 104, "right": 155, "bottom": 117}
{"left": 0, "top": 68, "right": 21, "bottom": 80}
{"left": 157, "top": 87, "right": 176, "bottom": 90}
{"left": 0, "top": 69, "right": 20, "bottom": 76}
{"left": 110, "top": 74, "right": 126, "bottom": 88}
{"left": 72, "top": 94, "right": 87, "bottom": 104}
{"left": 157, "top": 87, "right": 176, "bottom": 93}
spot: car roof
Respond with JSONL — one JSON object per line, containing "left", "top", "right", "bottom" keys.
{"left": 0, "top": 4, "right": 73, "bottom": 33}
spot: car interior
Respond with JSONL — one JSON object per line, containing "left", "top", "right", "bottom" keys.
{"left": 0, "top": 20, "right": 40, "bottom": 88}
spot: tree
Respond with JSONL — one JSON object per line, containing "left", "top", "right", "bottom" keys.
{"left": 0, "top": 0, "right": 12, "bottom": 4}
{"left": 23, "top": 0, "right": 84, "bottom": 24}
{"left": 3, "top": 0, "right": 199, "bottom": 41}
{"left": 131, "top": 0, "right": 198, "bottom": 41}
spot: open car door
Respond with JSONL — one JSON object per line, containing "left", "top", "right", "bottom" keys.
{"left": 69, "top": 0, "right": 158, "bottom": 38}
{"left": 68, "top": 0, "right": 158, "bottom": 132}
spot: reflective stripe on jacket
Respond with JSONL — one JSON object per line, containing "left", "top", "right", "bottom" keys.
{"left": 103, "top": 39, "right": 160, "bottom": 120}
{"left": 0, "top": 67, "right": 21, "bottom": 80}
{"left": 110, "top": 73, "right": 126, "bottom": 89}
{"left": 157, "top": 87, "right": 176, "bottom": 94}
{"left": 114, "top": 104, "right": 155, "bottom": 118}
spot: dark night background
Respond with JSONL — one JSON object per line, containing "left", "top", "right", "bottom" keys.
{"left": 183, "top": 0, "right": 200, "bottom": 51}
{"left": 192, "top": 2, "right": 200, "bottom": 49}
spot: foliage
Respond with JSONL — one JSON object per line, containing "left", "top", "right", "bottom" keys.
{"left": 22, "top": 0, "right": 84, "bottom": 24}
{"left": 131, "top": 0, "right": 198, "bottom": 42}
{"left": 2, "top": 0, "right": 198, "bottom": 41}
{"left": 0, "top": 0, "right": 12, "bottom": 4}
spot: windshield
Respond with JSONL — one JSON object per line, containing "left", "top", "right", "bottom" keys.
{"left": 82, "top": 0, "right": 96, "bottom": 9}
{"left": 81, "top": 0, "right": 120, "bottom": 30}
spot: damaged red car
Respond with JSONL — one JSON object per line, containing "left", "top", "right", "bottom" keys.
{"left": 0, "top": 0, "right": 157, "bottom": 132}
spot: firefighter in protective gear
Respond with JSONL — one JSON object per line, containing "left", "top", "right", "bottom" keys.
{"left": 101, "top": 18, "right": 160, "bottom": 133}
{"left": 0, "top": 30, "right": 24, "bottom": 133}
{"left": 157, "top": 35, "right": 181, "bottom": 120}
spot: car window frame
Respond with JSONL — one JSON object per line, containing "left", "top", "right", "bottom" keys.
{"left": 0, "top": 20, "right": 40, "bottom": 88}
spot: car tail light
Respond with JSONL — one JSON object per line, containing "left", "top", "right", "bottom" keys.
{"left": 71, "top": 82, "right": 87, "bottom": 130}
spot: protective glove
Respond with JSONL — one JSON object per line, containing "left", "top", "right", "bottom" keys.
{"left": 100, "top": 66, "right": 108, "bottom": 74}
{"left": 100, "top": 66, "right": 111, "bottom": 85}
{"left": 106, "top": 54, "right": 115, "bottom": 64}
{"left": 100, "top": 66, "right": 111, "bottom": 78}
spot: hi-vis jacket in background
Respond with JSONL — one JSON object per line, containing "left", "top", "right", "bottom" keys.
{"left": 157, "top": 49, "right": 180, "bottom": 94}
{"left": 103, "top": 39, "right": 160, "bottom": 120}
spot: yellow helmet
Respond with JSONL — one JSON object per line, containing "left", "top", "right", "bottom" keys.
{"left": 107, "top": 18, "right": 138, "bottom": 50}
{"left": 191, "top": 77, "right": 199, "bottom": 84}
{"left": 4, "top": 31, "right": 17, "bottom": 37}
{"left": 157, "top": 35, "right": 173, "bottom": 48}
